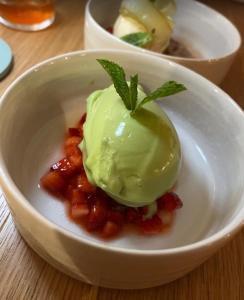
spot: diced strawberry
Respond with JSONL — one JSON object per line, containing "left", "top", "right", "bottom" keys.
{"left": 70, "top": 188, "right": 87, "bottom": 205}
{"left": 140, "top": 214, "right": 163, "bottom": 235}
{"left": 102, "top": 221, "right": 121, "bottom": 238}
{"left": 161, "top": 210, "right": 173, "bottom": 225}
{"left": 138, "top": 206, "right": 148, "bottom": 215}
{"left": 79, "top": 113, "right": 86, "bottom": 126}
{"left": 65, "top": 184, "right": 73, "bottom": 201}
{"left": 64, "top": 136, "right": 82, "bottom": 157}
{"left": 69, "top": 153, "right": 83, "bottom": 171}
{"left": 41, "top": 171, "right": 66, "bottom": 195}
{"left": 157, "top": 192, "right": 183, "bottom": 211}
{"left": 71, "top": 203, "right": 89, "bottom": 218}
{"left": 65, "top": 135, "right": 81, "bottom": 147}
{"left": 63, "top": 135, "right": 83, "bottom": 171}
{"left": 86, "top": 197, "right": 108, "bottom": 231}
{"left": 51, "top": 157, "right": 77, "bottom": 178}
{"left": 68, "top": 127, "right": 82, "bottom": 137}
{"left": 77, "top": 174, "right": 96, "bottom": 194}
{"left": 125, "top": 208, "right": 142, "bottom": 224}
{"left": 96, "top": 188, "right": 111, "bottom": 202}
{"left": 107, "top": 210, "right": 125, "bottom": 226}
{"left": 65, "top": 145, "right": 80, "bottom": 158}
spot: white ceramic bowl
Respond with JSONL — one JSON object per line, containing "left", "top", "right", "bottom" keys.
{"left": 84, "top": 0, "right": 241, "bottom": 85}
{"left": 0, "top": 50, "right": 244, "bottom": 289}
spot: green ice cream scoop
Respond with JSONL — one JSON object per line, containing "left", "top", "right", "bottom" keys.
{"left": 80, "top": 84, "right": 181, "bottom": 207}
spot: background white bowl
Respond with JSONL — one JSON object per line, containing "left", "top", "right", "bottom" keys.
{"left": 0, "top": 50, "right": 243, "bottom": 289}
{"left": 84, "top": 0, "right": 241, "bottom": 85}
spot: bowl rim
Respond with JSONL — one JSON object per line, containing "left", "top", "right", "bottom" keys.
{"left": 0, "top": 49, "right": 244, "bottom": 256}
{"left": 86, "top": 0, "right": 242, "bottom": 63}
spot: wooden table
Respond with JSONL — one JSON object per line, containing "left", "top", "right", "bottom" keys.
{"left": 0, "top": 0, "right": 243, "bottom": 299}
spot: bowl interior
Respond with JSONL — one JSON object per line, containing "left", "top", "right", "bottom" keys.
{"left": 88, "top": 0, "right": 240, "bottom": 59}
{"left": 0, "top": 51, "right": 244, "bottom": 250}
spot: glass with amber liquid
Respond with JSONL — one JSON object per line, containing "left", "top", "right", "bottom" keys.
{"left": 0, "top": 0, "right": 55, "bottom": 31}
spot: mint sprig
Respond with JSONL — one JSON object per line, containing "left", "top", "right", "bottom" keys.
{"left": 137, "top": 81, "right": 186, "bottom": 110}
{"left": 97, "top": 59, "right": 138, "bottom": 111}
{"left": 97, "top": 59, "right": 186, "bottom": 113}
{"left": 96, "top": 59, "right": 131, "bottom": 109}
{"left": 129, "top": 74, "right": 138, "bottom": 111}
{"left": 121, "top": 32, "right": 153, "bottom": 48}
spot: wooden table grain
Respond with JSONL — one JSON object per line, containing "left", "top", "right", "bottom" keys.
{"left": 0, "top": 0, "right": 243, "bottom": 299}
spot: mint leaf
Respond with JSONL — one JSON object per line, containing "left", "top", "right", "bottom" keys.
{"left": 97, "top": 59, "right": 131, "bottom": 110}
{"left": 137, "top": 81, "right": 186, "bottom": 110}
{"left": 97, "top": 59, "right": 186, "bottom": 113}
{"left": 121, "top": 32, "right": 153, "bottom": 48}
{"left": 97, "top": 59, "right": 139, "bottom": 111}
{"left": 129, "top": 74, "right": 138, "bottom": 111}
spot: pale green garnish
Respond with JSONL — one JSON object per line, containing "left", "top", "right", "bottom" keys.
{"left": 121, "top": 32, "right": 153, "bottom": 48}
{"left": 97, "top": 59, "right": 186, "bottom": 113}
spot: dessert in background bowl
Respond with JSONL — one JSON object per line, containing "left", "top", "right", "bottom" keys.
{"left": 0, "top": 50, "right": 243, "bottom": 289}
{"left": 112, "top": 0, "right": 194, "bottom": 58}
{"left": 85, "top": 0, "right": 241, "bottom": 84}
